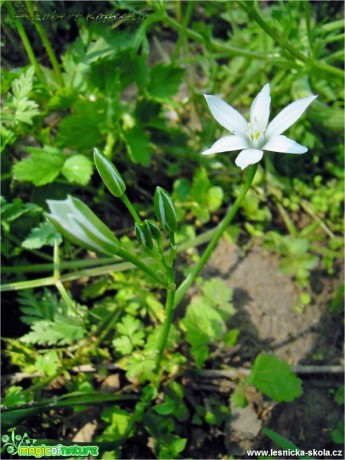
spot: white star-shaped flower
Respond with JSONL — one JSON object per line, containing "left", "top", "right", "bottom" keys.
{"left": 202, "top": 84, "right": 317, "bottom": 170}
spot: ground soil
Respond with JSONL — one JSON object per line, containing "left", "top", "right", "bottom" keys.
{"left": 187, "top": 238, "right": 344, "bottom": 458}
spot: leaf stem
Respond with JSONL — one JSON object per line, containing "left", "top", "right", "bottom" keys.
{"left": 25, "top": 1, "right": 64, "bottom": 86}
{"left": 5, "top": 2, "right": 45, "bottom": 84}
{"left": 174, "top": 164, "right": 258, "bottom": 308}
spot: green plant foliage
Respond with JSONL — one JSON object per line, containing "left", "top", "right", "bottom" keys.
{"left": 113, "top": 315, "right": 145, "bottom": 355}
{"left": 1, "top": 67, "right": 39, "bottom": 130}
{"left": 98, "top": 406, "right": 132, "bottom": 442}
{"left": 35, "top": 350, "right": 59, "bottom": 376}
{"left": 181, "top": 278, "right": 234, "bottom": 367}
{"left": 2, "top": 386, "right": 28, "bottom": 408}
{"left": 22, "top": 222, "right": 62, "bottom": 249}
{"left": 250, "top": 354, "right": 303, "bottom": 402}
{"left": 1, "top": 0, "right": 343, "bottom": 455}
{"left": 17, "top": 289, "right": 65, "bottom": 325}
{"left": 61, "top": 154, "right": 93, "bottom": 185}
{"left": 148, "top": 64, "right": 184, "bottom": 100}
{"left": 1, "top": 197, "right": 42, "bottom": 233}
{"left": 173, "top": 167, "right": 224, "bottom": 225}
{"left": 262, "top": 426, "right": 315, "bottom": 458}
{"left": 21, "top": 316, "right": 85, "bottom": 346}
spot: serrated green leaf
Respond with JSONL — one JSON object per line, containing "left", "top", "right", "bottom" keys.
{"left": 250, "top": 354, "right": 303, "bottom": 402}
{"left": 13, "top": 149, "right": 65, "bottom": 186}
{"left": 11, "top": 67, "right": 35, "bottom": 99}
{"left": 122, "top": 125, "right": 151, "bottom": 166}
{"left": 3, "top": 386, "right": 27, "bottom": 407}
{"left": 61, "top": 154, "right": 93, "bottom": 185}
{"left": 35, "top": 350, "right": 59, "bottom": 376}
{"left": 22, "top": 222, "right": 62, "bottom": 249}
{"left": 148, "top": 64, "right": 184, "bottom": 99}
{"left": 56, "top": 100, "right": 105, "bottom": 150}
{"left": 116, "top": 315, "right": 142, "bottom": 337}
{"left": 113, "top": 336, "right": 133, "bottom": 355}
{"left": 21, "top": 317, "right": 84, "bottom": 346}
{"left": 14, "top": 97, "right": 39, "bottom": 125}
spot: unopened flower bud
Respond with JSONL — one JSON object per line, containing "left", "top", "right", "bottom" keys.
{"left": 153, "top": 186, "right": 177, "bottom": 233}
{"left": 94, "top": 148, "right": 126, "bottom": 198}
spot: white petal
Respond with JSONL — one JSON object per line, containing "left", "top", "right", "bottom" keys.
{"left": 263, "top": 135, "right": 308, "bottom": 154}
{"left": 204, "top": 94, "right": 248, "bottom": 134}
{"left": 250, "top": 83, "right": 271, "bottom": 129}
{"left": 202, "top": 135, "right": 249, "bottom": 155}
{"left": 235, "top": 149, "right": 263, "bottom": 170}
{"left": 266, "top": 95, "right": 317, "bottom": 138}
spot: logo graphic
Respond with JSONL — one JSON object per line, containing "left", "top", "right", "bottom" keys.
{"left": 2, "top": 429, "right": 99, "bottom": 458}
{"left": 2, "top": 431, "right": 36, "bottom": 455}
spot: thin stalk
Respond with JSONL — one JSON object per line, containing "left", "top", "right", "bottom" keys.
{"left": 2, "top": 257, "right": 116, "bottom": 274}
{"left": 5, "top": 2, "right": 45, "bottom": 84}
{"left": 121, "top": 194, "right": 143, "bottom": 225}
{"left": 25, "top": 1, "right": 64, "bottom": 86}
{"left": 1, "top": 276, "right": 56, "bottom": 291}
{"left": 163, "top": 14, "right": 272, "bottom": 60}
{"left": 53, "top": 242, "right": 79, "bottom": 317}
{"left": 93, "top": 307, "right": 123, "bottom": 346}
{"left": 116, "top": 247, "right": 167, "bottom": 287}
{"left": 174, "top": 164, "right": 258, "bottom": 308}
{"left": 240, "top": 1, "right": 344, "bottom": 79}
{"left": 55, "top": 280, "right": 79, "bottom": 317}
{"left": 6, "top": 232, "right": 53, "bottom": 262}
{"left": 1, "top": 227, "right": 224, "bottom": 292}
{"left": 155, "top": 287, "right": 175, "bottom": 372}
{"left": 304, "top": 1, "right": 314, "bottom": 59}
{"left": 240, "top": 1, "right": 307, "bottom": 62}
{"left": 171, "top": 1, "right": 194, "bottom": 63}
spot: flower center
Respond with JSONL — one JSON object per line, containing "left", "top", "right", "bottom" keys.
{"left": 247, "top": 122, "right": 265, "bottom": 149}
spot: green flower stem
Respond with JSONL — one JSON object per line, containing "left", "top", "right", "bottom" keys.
{"left": 174, "top": 164, "right": 258, "bottom": 308}
{"left": 2, "top": 257, "right": 116, "bottom": 274}
{"left": 25, "top": 1, "right": 64, "bottom": 86}
{"left": 121, "top": 194, "right": 143, "bottom": 225}
{"left": 53, "top": 241, "right": 80, "bottom": 317}
{"left": 1, "top": 229, "right": 222, "bottom": 291}
{"left": 171, "top": 1, "right": 194, "bottom": 63}
{"left": 5, "top": 2, "right": 45, "bottom": 84}
{"left": 155, "top": 284, "right": 176, "bottom": 372}
{"left": 116, "top": 247, "right": 168, "bottom": 287}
